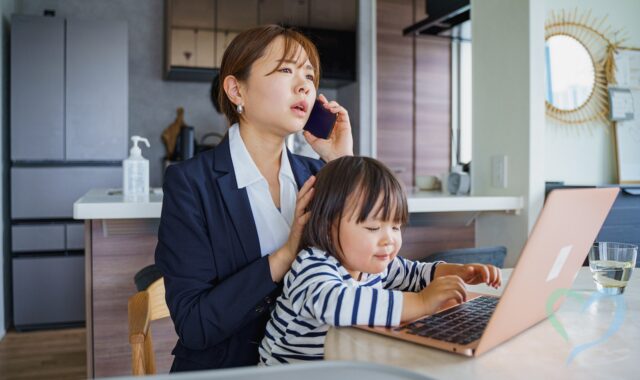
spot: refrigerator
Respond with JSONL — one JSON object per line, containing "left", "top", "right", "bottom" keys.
{"left": 9, "top": 15, "right": 128, "bottom": 329}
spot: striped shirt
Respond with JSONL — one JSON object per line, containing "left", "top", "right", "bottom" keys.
{"left": 258, "top": 247, "right": 440, "bottom": 365}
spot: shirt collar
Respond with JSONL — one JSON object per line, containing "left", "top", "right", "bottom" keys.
{"left": 228, "top": 123, "right": 295, "bottom": 189}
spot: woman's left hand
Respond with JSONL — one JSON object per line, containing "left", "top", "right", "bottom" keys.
{"left": 303, "top": 93, "right": 354, "bottom": 161}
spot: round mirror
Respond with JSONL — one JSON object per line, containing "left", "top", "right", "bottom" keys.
{"left": 545, "top": 35, "right": 596, "bottom": 111}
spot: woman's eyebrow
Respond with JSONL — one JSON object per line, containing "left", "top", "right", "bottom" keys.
{"left": 277, "top": 59, "right": 314, "bottom": 70}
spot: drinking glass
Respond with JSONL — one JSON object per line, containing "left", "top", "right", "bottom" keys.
{"left": 588, "top": 242, "right": 637, "bottom": 295}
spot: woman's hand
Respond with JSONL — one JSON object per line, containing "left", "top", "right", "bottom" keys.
{"left": 268, "top": 175, "right": 316, "bottom": 282}
{"left": 434, "top": 263, "right": 502, "bottom": 288}
{"left": 304, "top": 93, "right": 353, "bottom": 161}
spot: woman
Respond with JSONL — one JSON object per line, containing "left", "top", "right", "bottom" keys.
{"left": 155, "top": 25, "right": 353, "bottom": 371}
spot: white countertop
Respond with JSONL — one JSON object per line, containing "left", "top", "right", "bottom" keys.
{"left": 73, "top": 188, "right": 163, "bottom": 219}
{"left": 73, "top": 188, "right": 523, "bottom": 220}
{"left": 325, "top": 267, "right": 640, "bottom": 379}
{"left": 407, "top": 191, "right": 523, "bottom": 213}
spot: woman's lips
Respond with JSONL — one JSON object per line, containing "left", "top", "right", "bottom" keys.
{"left": 290, "top": 100, "right": 308, "bottom": 117}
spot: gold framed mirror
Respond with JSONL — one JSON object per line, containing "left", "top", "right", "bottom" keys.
{"left": 544, "top": 9, "right": 626, "bottom": 126}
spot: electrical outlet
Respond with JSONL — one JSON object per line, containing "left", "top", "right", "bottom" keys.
{"left": 491, "top": 155, "right": 508, "bottom": 188}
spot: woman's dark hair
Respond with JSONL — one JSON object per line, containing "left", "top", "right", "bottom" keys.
{"left": 218, "top": 25, "right": 320, "bottom": 125}
{"left": 301, "top": 156, "right": 409, "bottom": 259}
{"left": 210, "top": 73, "right": 221, "bottom": 113}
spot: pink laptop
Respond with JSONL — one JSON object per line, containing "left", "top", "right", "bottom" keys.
{"left": 357, "top": 188, "right": 619, "bottom": 357}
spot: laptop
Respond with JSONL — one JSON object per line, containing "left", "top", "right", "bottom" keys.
{"left": 356, "top": 188, "right": 619, "bottom": 357}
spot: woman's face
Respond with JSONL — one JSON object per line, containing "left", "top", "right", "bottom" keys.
{"left": 240, "top": 36, "right": 317, "bottom": 137}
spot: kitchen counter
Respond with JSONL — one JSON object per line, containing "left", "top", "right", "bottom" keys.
{"left": 73, "top": 188, "right": 163, "bottom": 219}
{"left": 74, "top": 188, "right": 523, "bottom": 220}
{"left": 73, "top": 187, "right": 523, "bottom": 377}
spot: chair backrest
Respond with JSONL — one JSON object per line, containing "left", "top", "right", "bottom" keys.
{"left": 128, "top": 277, "right": 170, "bottom": 375}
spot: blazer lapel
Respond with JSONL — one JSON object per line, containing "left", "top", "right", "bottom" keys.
{"left": 287, "top": 148, "right": 313, "bottom": 190}
{"left": 214, "top": 136, "right": 261, "bottom": 262}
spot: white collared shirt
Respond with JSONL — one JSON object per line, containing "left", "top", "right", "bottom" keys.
{"left": 228, "top": 123, "right": 298, "bottom": 257}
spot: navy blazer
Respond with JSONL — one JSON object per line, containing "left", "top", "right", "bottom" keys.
{"left": 155, "top": 134, "right": 323, "bottom": 371}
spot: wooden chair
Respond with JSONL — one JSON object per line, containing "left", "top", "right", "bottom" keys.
{"left": 128, "top": 277, "right": 170, "bottom": 375}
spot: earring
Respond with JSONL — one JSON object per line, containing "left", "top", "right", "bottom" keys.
{"left": 236, "top": 104, "right": 244, "bottom": 114}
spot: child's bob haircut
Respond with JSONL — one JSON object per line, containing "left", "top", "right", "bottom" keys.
{"left": 301, "top": 156, "right": 409, "bottom": 257}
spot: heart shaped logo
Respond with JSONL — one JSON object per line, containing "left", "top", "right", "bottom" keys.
{"left": 546, "top": 288, "right": 626, "bottom": 364}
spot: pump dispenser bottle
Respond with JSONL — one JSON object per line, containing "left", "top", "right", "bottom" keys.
{"left": 123, "top": 136, "right": 150, "bottom": 202}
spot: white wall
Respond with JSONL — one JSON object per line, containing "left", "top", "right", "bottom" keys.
{"left": 544, "top": 0, "right": 640, "bottom": 185}
{"left": 1, "top": 0, "right": 16, "bottom": 341}
{"left": 472, "top": 0, "right": 546, "bottom": 267}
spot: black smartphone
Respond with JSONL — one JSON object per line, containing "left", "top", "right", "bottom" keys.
{"left": 303, "top": 99, "right": 337, "bottom": 139}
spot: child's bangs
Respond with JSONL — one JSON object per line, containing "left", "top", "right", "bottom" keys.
{"left": 350, "top": 174, "right": 408, "bottom": 226}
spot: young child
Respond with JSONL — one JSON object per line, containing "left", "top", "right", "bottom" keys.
{"left": 258, "top": 156, "right": 502, "bottom": 365}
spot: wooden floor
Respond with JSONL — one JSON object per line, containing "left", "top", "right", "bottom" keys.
{"left": 0, "top": 328, "right": 86, "bottom": 380}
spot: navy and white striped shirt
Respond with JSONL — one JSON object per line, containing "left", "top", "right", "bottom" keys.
{"left": 258, "top": 247, "right": 440, "bottom": 365}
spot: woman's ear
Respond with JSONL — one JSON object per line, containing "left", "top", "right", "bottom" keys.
{"left": 223, "top": 75, "right": 243, "bottom": 106}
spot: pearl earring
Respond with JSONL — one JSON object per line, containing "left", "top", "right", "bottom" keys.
{"left": 236, "top": 104, "right": 244, "bottom": 114}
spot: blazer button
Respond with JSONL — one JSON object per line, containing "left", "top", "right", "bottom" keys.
{"left": 265, "top": 297, "right": 272, "bottom": 304}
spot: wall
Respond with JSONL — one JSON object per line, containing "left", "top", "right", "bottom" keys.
{"left": 1, "top": 0, "right": 16, "bottom": 340}
{"left": 544, "top": 0, "right": 640, "bottom": 185}
{"left": 16, "top": 0, "right": 353, "bottom": 187}
{"left": 472, "top": 0, "right": 546, "bottom": 267}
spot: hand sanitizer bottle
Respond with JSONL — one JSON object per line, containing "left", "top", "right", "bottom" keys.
{"left": 123, "top": 136, "right": 150, "bottom": 202}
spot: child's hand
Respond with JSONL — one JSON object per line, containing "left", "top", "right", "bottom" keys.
{"left": 436, "top": 263, "right": 502, "bottom": 288}
{"left": 418, "top": 275, "right": 468, "bottom": 315}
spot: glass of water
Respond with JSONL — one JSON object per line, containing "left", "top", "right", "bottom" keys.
{"left": 589, "top": 242, "right": 637, "bottom": 295}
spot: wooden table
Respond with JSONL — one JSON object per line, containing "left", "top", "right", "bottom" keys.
{"left": 325, "top": 267, "right": 640, "bottom": 379}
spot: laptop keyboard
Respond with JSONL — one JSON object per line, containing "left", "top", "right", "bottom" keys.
{"left": 396, "top": 296, "right": 499, "bottom": 345}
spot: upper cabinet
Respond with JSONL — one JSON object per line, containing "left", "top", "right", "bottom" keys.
{"left": 10, "top": 15, "right": 128, "bottom": 162}
{"left": 10, "top": 16, "right": 65, "bottom": 161}
{"left": 165, "top": 0, "right": 356, "bottom": 87}
{"left": 259, "top": 0, "right": 309, "bottom": 27}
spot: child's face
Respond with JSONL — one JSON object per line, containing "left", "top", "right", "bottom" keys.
{"left": 332, "top": 197, "right": 403, "bottom": 278}
{"left": 240, "top": 36, "right": 317, "bottom": 137}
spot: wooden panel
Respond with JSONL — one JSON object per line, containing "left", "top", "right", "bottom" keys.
{"left": 401, "top": 224, "right": 475, "bottom": 261}
{"left": 377, "top": 0, "right": 414, "bottom": 186}
{"left": 415, "top": 37, "right": 452, "bottom": 176}
{"left": 89, "top": 220, "right": 177, "bottom": 377}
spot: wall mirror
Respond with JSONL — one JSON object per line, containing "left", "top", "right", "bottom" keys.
{"left": 545, "top": 35, "right": 595, "bottom": 111}
{"left": 544, "top": 9, "right": 625, "bottom": 126}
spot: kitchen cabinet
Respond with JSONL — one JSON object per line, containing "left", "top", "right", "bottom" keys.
{"left": 10, "top": 16, "right": 64, "bottom": 161}
{"left": 258, "top": 0, "right": 309, "bottom": 26}
{"left": 65, "top": 19, "right": 128, "bottom": 161}
{"left": 10, "top": 15, "right": 128, "bottom": 161}
{"left": 217, "top": 0, "right": 258, "bottom": 30}
{"left": 11, "top": 223, "right": 86, "bottom": 253}
{"left": 12, "top": 224, "right": 66, "bottom": 253}
{"left": 12, "top": 256, "right": 85, "bottom": 327}
{"left": 9, "top": 14, "right": 128, "bottom": 329}
{"left": 11, "top": 167, "right": 122, "bottom": 219}
{"left": 214, "top": 30, "right": 239, "bottom": 67}
{"left": 308, "top": 0, "right": 356, "bottom": 30}
{"left": 165, "top": 0, "right": 356, "bottom": 86}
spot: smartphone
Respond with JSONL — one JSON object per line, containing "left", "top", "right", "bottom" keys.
{"left": 303, "top": 99, "right": 337, "bottom": 139}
